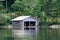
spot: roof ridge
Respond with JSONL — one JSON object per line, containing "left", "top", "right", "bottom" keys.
{"left": 11, "top": 16, "right": 31, "bottom": 21}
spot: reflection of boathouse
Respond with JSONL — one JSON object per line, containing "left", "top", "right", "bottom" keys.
{"left": 11, "top": 16, "right": 39, "bottom": 37}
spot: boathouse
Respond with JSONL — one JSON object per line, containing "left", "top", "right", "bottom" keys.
{"left": 11, "top": 16, "right": 39, "bottom": 37}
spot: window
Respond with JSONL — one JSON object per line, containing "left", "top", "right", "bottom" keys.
{"left": 30, "top": 21, "right": 35, "bottom": 26}
{"left": 24, "top": 21, "right": 29, "bottom": 26}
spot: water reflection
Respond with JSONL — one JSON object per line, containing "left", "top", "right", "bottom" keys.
{"left": 12, "top": 28, "right": 60, "bottom": 40}
{"left": 13, "top": 35, "right": 37, "bottom": 40}
{"left": 1, "top": 25, "right": 60, "bottom": 40}
{"left": 12, "top": 30, "right": 38, "bottom": 40}
{"left": 4, "top": 37, "right": 14, "bottom": 40}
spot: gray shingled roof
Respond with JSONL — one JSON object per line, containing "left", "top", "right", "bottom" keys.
{"left": 11, "top": 16, "right": 31, "bottom": 21}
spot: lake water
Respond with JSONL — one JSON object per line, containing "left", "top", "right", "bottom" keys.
{"left": 0, "top": 25, "right": 60, "bottom": 40}
{"left": 12, "top": 29, "right": 60, "bottom": 40}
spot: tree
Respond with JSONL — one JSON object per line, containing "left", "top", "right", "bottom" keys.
{"left": 0, "top": 3, "right": 4, "bottom": 10}
{"left": 11, "top": 0, "right": 24, "bottom": 11}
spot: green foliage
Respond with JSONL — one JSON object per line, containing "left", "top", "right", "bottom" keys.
{"left": 0, "top": 4, "right": 4, "bottom": 10}
{"left": 0, "top": 0, "right": 60, "bottom": 25}
{"left": 0, "top": 14, "right": 11, "bottom": 26}
{"left": 11, "top": 0, "right": 24, "bottom": 12}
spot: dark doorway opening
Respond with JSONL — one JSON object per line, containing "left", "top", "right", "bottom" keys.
{"left": 24, "top": 21, "right": 29, "bottom": 26}
{"left": 30, "top": 21, "right": 36, "bottom": 26}
{"left": 24, "top": 21, "right": 36, "bottom": 26}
